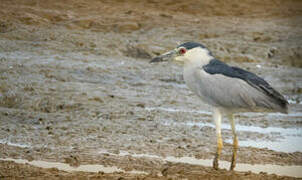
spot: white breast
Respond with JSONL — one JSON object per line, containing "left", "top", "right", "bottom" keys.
{"left": 183, "top": 65, "right": 218, "bottom": 106}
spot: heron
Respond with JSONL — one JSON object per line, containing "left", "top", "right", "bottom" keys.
{"left": 150, "top": 42, "right": 288, "bottom": 170}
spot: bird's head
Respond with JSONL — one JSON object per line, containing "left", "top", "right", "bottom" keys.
{"left": 150, "top": 42, "right": 213, "bottom": 65}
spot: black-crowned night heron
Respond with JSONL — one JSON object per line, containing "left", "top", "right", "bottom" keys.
{"left": 150, "top": 42, "right": 288, "bottom": 170}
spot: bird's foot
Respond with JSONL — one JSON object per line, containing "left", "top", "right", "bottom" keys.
{"left": 213, "top": 136, "right": 223, "bottom": 170}
{"left": 229, "top": 149, "right": 237, "bottom": 170}
{"left": 230, "top": 160, "right": 235, "bottom": 171}
{"left": 229, "top": 137, "right": 238, "bottom": 171}
{"left": 213, "top": 153, "right": 219, "bottom": 170}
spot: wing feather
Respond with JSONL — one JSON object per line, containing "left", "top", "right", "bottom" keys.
{"left": 202, "top": 59, "right": 288, "bottom": 113}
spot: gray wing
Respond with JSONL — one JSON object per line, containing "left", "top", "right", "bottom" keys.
{"left": 198, "top": 59, "right": 288, "bottom": 113}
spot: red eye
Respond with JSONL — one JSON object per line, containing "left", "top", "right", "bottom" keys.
{"left": 179, "top": 48, "right": 186, "bottom": 54}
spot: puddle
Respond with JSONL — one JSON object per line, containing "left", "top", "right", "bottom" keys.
{"left": 267, "top": 112, "right": 302, "bottom": 117}
{"left": 98, "top": 150, "right": 302, "bottom": 177}
{"left": 0, "top": 158, "right": 147, "bottom": 174}
{"left": 181, "top": 121, "right": 302, "bottom": 152}
{"left": 183, "top": 121, "right": 301, "bottom": 135}
{"left": 226, "top": 136, "right": 302, "bottom": 153}
{"left": 163, "top": 120, "right": 302, "bottom": 152}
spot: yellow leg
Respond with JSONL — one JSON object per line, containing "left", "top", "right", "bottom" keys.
{"left": 213, "top": 134, "right": 223, "bottom": 170}
{"left": 213, "top": 108, "right": 223, "bottom": 170}
{"left": 228, "top": 114, "right": 238, "bottom": 171}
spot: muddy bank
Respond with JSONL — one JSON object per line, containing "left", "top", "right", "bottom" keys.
{"left": 1, "top": 159, "right": 300, "bottom": 180}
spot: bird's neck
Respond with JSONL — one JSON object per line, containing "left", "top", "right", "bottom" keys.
{"left": 184, "top": 48, "right": 213, "bottom": 68}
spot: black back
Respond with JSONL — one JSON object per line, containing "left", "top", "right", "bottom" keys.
{"left": 203, "top": 59, "right": 288, "bottom": 110}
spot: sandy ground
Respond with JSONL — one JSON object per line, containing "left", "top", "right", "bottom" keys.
{"left": 0, "top": 0, "right": 302, "bottom": 179}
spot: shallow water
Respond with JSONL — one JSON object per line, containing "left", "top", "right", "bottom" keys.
{"left": 226, "top": 136, "right": 302, "bottom": 153}
{"left": 146, "top": 106, "right": 302, "bottom": 153}
{"left": 189, "top": 122, "right": 301, "bottom": 152}
{"left": 184, "top": 121, "right": 302, "bottom": 152}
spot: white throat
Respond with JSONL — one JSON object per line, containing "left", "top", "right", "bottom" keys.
{"left": 184, "top": 47, "right": 213, "bottom": 68}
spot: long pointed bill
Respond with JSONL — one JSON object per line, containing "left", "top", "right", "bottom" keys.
{"left": 150, "top": 49, "right": 177, "bottom": 63}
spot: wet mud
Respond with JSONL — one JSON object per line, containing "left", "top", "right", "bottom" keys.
{"left": 0, "top": 0, "right": 302, "bottom": 179}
